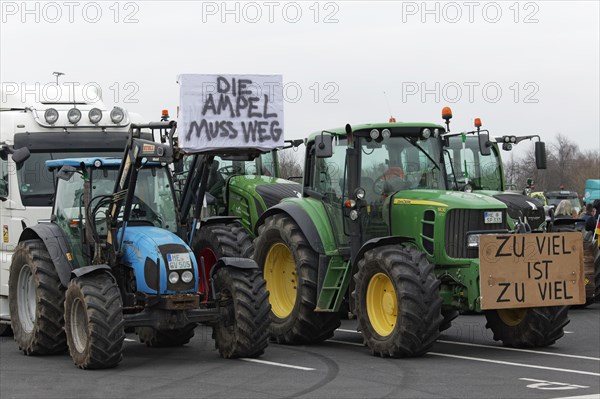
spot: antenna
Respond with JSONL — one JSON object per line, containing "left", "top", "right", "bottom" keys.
{"left": 383, "top": 91, "right": 395, "bottom": 122}
{"left": 52, "top": 72, "right": 65, "bottom": 85}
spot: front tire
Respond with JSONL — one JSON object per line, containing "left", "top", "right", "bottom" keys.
{"left": 8, "top": 239, "right": 66, "bottom": 355}
{"left": 253, "top": 214, "right": 341, "bottom": 344}
{"left": 212, "top": 267, "right": 270, "bottom": 358}
{"left": 484, "top": 306, "right": 569, "bottom": 347}
{"left": 354, "top": 245, "right": 442, "bottom": 357}
{"left": 64, "top": 272, "right": 125, "bottom": 369}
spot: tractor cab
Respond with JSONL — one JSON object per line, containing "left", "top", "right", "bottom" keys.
{"left": 46, "top": 157, "right": 177, "bottom": 268}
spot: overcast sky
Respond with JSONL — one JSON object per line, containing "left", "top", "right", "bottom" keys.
{"left": 1, "top": 0, "right": 598, "bottom": 160}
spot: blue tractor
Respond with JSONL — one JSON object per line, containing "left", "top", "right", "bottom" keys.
{"left": 8, "top": 122, "right": 270, "bottom": 369}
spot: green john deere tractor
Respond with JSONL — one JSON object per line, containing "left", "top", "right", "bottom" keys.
{"left": 252, "top": 122, "right": 579, "bottom": 357}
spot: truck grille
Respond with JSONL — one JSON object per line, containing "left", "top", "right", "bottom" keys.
{"left": 444, "top": 209, "right": 508, "bottom": 258}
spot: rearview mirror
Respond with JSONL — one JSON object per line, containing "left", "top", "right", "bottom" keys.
{"left": 535, "top": 141, "right": 547, "bottom": 169}
{"left": 315, "top": 134, "right": 333, "bottom": 158}
{"left": 479, "top": 133, "right": 491, "bottom": 156}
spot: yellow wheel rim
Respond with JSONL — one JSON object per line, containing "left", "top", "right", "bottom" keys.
{"left": 498, "top": 308, "right": 527, "bottom": 326}
{"left": 366, "top": 272, "right": 397, "bottom": 337}
{"left": 264, "top": 243, "right": 297, "bottom": 319}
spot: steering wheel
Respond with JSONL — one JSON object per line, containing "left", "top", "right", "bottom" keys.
{"left": 218, "top": 165, "right": 242, "bottom": 178}
{"left": 130, "top": 196, "right": 162, "bottom": 225}
{"left": 373, "top": 167, "right": 405, "bottom": 195}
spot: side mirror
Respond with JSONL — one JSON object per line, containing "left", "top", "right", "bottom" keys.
{"left": 315, "top": 134, "right": 334, "bottom": 158}
{"left": 535, "top": 141, "right": 547, "bottom": 169}
{"left": 478, "top": 133, "right": 491, "bottom": 156}
{"left": 11, "top": 147, "right": 30, "bottom": 164}
{"left": 0, "top": 179, "right": 7, "bottom": 200}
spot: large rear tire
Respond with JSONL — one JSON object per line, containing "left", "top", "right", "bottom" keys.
{"left": 8, "top": 239, "right": 67, "bottom": 355}
{"left": 484, "top": 306, "right": 569, "bottom": 347}
{"left": 136, "top": 325, "right": 196, "bottom": 347}
{"left": 193, "top": 222, "right": 253, "bottom": 296}
{"left": 212, "top": 267, "right": 270, "bottom": 358}
{"left": 354, "top": 245, "right": 442, "bottom": 357}
{"left": 253, "top": 214, "right": 341, "bottom": 344}
{"left": 64, "top": 272, "right": 125, "bottom": 369}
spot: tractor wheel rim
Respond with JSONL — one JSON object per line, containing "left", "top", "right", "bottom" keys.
{"left": 70, "top": 297, "right": 88, "bottom": 353}
{"left": 366, "top": 272, "right": 397, "bottom": 337}
{"left": 17, "top": 264, "right": 36, "bottom": 333}
{"left": 198, "top": 248, "right": 217, "bottom": 296}
{"left": 264, "top": 243, "right": 296, "bottom": 319}
{"left": 498, "top": 308, "right": 527, "bottom": 326}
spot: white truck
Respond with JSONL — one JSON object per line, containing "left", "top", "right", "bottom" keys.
{"left": 0, "top": 85, "right": 144, "bottom": 334}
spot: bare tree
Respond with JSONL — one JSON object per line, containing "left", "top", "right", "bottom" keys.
{"left": 278, "top": 149, "right": 303, "bottom": 181}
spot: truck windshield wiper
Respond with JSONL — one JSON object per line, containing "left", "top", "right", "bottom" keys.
{"left": 404, "top": 137, "right": 440, "bottom": 171}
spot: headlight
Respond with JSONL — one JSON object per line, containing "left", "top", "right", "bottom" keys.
{"left": 110, "top": 107, "right": 125, "bottom": 124}
{"left": 433, "top": 128, "right": 440, "bottom": 137}
{"left": 181, "top": 270, "right": 193, "bottom": 283}
{"left": 88, "top": 108, "right": 103, "bottom": 124}
{"left": 67, "top": 108, "right": 82, "bottom": 124}
{"left": 349, "top": 209, "right": 359, "bottom": 220}
{"left": 44, "top": 108, "right": 59, "bottom": 124}
{"left": 467, "top": 234, "right": 480, "bottom": 248}
{"left": 93, "top": 159, "right": 102, "bottom": 168}
{"left": 168, "top": 271, "right": 180, "bottom": 284}
{"left": 370, "top": 129, "right": 380, "bottom": 140}
{"left": 422, "top": 128, "right": 431, "bottom": 139}
{"left": 381, "top": 128, "right": 391, "bottom": 139}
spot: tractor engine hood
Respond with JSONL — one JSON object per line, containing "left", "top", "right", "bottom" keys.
{"left": 119, "top": 226, "right": 198, "bottom": 295}
{"left": 390, "top": 189, "right": 508, "bottom": 210}
{"left": 491, "top": 192, "right": 545, "bottom": 230}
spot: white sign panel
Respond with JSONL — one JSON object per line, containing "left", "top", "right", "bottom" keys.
{"left": 178, "top": 74, "right": 284, "bottom": 153}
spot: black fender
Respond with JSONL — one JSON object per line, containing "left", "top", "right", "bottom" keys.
{"left": 254, "top": 202, "right": 325, "bottom": 254}
{"left": 209, "top": 256, "right": 258, "bottom": 278}
{"left": 353, "top": 235, "right": 416, "bottom": 266}
{"left": 199, "top": 216, "right": 241, "bottom": 227}
{"left": 19, "top": 223, "right": 75, "bottom": 288}
{"left": 71, "top": 264, "right": 113, "bottom": 280}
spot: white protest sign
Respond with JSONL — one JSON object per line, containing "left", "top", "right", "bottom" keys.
{"left": 178, "top": 74, "right": 284, "bottom": 153}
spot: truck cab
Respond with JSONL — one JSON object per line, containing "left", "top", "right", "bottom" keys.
{"left": 0, "top": 84, "right": 144, "bottom": 331}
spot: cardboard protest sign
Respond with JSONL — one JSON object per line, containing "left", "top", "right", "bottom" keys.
{"left": 479, "top": 232, "right": 585, "bottom": 310}
{"left": 178, "top": 74, "right": 284, "bottom": 153}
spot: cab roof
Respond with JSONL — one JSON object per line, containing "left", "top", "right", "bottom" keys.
{"left": 306, "top": 122, "right": 445, "bottom": 141}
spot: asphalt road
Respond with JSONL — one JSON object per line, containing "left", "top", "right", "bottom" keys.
{"left": 1, "top": 304, "right": 599, "bottom": 399}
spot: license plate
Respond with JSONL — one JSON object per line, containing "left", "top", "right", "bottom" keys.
{"left": 167, "top": 253, "right": 192, "bottom": 270}
{"left": 484, "top": 211, "right": 502, "bottom": 224}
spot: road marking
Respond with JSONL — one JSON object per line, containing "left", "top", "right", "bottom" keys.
{"left": 520, "top": 378, "right": 589, "bottom": 390}
{"left": 551, "top": 395, "right": 600, "bottom": 399}
{"left": 124, "top": 338, "right": 136, "bottom": 342}
{"left": 429, "top": 352, "right": 600, "bottom": 377}
{"left": 564, "top": 331, "right": 575, "bottom": 334}
{"left": 328, "top": 339, "right": 363, "bottom": 347}
{"left": 240, "top": 358, "right": 316, "bottom": 371}
{"left": 437, "top": 340, "right": 600, "bottom": 361}
{"left": 337, "top": 329, "right": 598, "bottom": 361}
{"left": 336, "top": 328, "right": 359, "bottom": 334}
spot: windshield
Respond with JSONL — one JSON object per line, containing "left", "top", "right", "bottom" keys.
{"left": 54, "top": 165, "right": 177, "bottom": 237}
{"left": 17, "top": 151, "right": 122, "bottom": 206}
{"left": 546, "top": 196, "right": 581, "bottom": 213}
{"left": 443, "top": 135, "right": 503, "bottom": 191}
{"left": 360, "top": 135, "right": 444, "bottom": 198}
